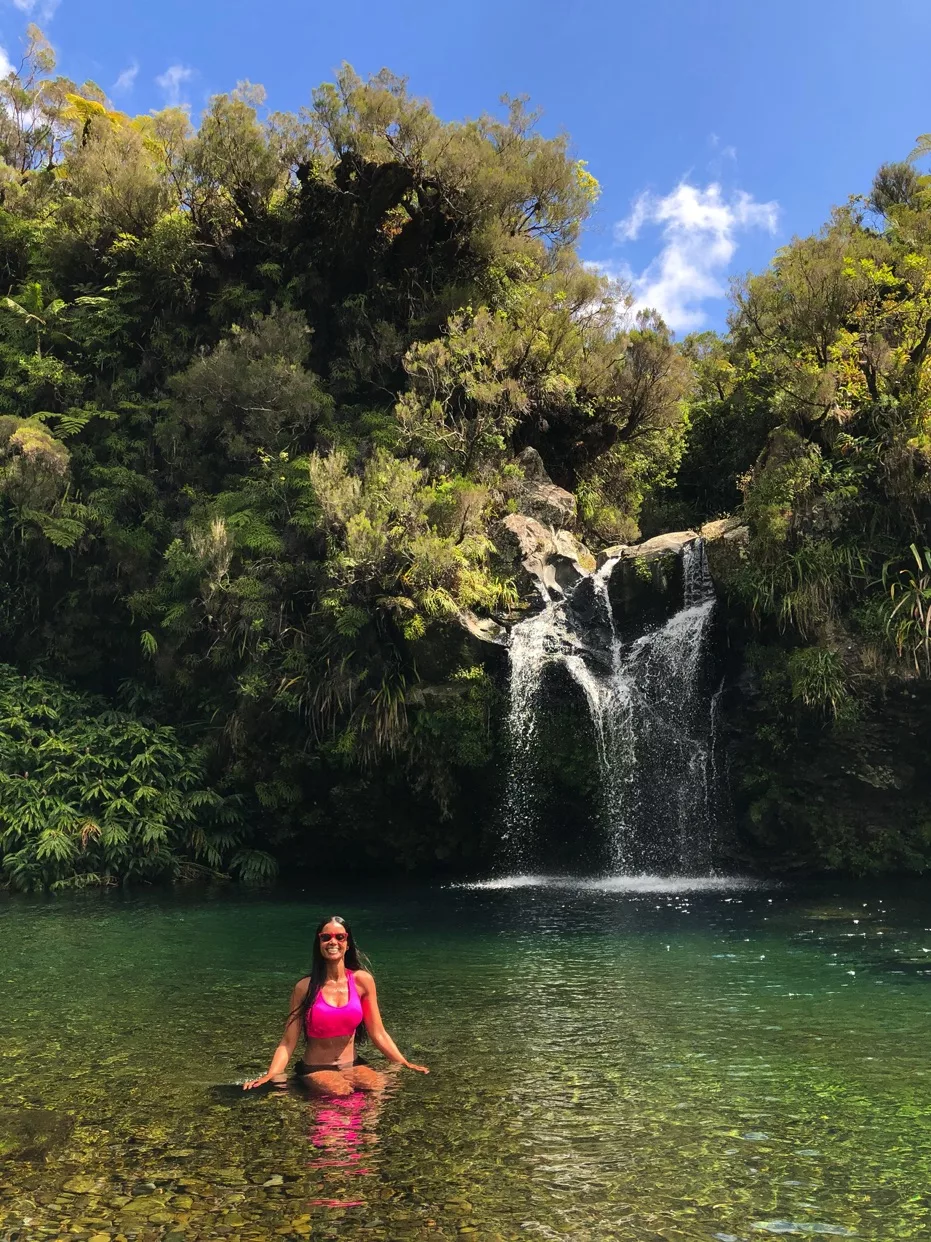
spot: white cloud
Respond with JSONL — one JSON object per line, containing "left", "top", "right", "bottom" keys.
{"left": 155, "top": 63, "right": 194, "bottom": 108}
{"left": 613, "top": 182, "right": 779, "bottom": 332}
{"left": 708, "top": 132, "right": 737, "bottom": 161}
{"left": 584, "top": 256, "right": 635, "bottom": 296}
{"left": 0, "top": 43, "right": 12, "bottom": 78}
{"left": 10, "top": 0, "right": 60, "bottom": 19}
{"left": 706, "top": 133, "right": 738, "bottom": 179}
{"left": 112, "top": 61, "right": 139, "bottom": 95}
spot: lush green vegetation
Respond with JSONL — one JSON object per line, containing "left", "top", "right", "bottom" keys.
{"left": 674, "top": 155, "right": 931, "bottom": 871}
{"left": 2, "top": 25, "right": 931, "bottom": 885}
{"left": 0, "top": 29, "right": 692, "bottom": 887}
{"left": 0, "top": 663, "right": 269, "bottom": 890}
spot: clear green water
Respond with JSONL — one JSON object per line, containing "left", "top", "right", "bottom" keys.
{"left": 2, "top": 876, "right": 931, "bottom": 1241}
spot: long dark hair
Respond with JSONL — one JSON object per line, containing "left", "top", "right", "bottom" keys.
{"left": 295, "top": 915, "right": 372, "bottom": 1044}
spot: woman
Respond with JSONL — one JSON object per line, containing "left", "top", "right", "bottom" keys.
{"left": 243, "top": 915, "right": 429, "bottom": 1096}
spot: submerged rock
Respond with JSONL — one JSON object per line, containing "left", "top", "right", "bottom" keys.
{"left": 0, "top": 1107, "right": 74, "bottom": 1163}
{"left": 122, "top": 1194, "right": 161, "bottom": 1213}
{"left": 62, "top": 1174, "right": 97, "bottom": 1193}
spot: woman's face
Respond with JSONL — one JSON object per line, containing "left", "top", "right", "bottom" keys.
{"left": 318, "top": 921, "right": 349, "bottom": 964}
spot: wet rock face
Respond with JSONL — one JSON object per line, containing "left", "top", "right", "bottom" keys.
{"left": 486, "top": 512, "right": 701, "bottom": 647}
{"left": 606, "top": 557, "right": 683, "bottom": 634}
{"left": 0, "top": 1107, "right": 74, "bottom": 1162}
{"left": 596, "top": 529, "right": 699, "bottom": 567}
{"left": 590, "top": 531, "right": 701, "bottom": 630}
{"left": 726, "top": 652, "right": 931, "bottom": 873}
{"left": 496, "top": 514, "right": 594, "bottom": 601}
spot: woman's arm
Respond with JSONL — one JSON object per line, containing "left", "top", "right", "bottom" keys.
{"left": 356, "top": 971, "right": 429, "bottom": 1073}
{"left": 242, "top": 979, "right": 308, "bottom": 1089}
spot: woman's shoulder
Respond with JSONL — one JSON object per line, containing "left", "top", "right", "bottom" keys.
{"left": 290, "top": 975, "right": 311, "bottom": 998}
{"left": 352, "top": 968, "right": 375, "bottom": 990}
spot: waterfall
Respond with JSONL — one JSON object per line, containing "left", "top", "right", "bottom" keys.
{"left": 502, "top": 539, "right": 723, "bottom": 874}
{"left": 500, "top": 589, "right": 610, "bottom": 869}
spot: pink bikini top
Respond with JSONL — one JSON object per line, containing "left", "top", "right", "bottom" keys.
{"left": 305, "top": 970, "right": 364, "bottom": 1040}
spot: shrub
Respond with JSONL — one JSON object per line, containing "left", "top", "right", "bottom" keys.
{"left": 0, "top": 664, "right": 275, "bottom": 891}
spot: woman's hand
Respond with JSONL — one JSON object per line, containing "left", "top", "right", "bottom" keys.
{"left": 404, "top": 1061, "right": 430, "bottom": 1074}
{"left": 242, "top": 1072, "right": 275, "bottom": 1090}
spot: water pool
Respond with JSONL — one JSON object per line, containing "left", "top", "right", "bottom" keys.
{"left": 1, "top": 875, "right": 930, "bottom": 1240}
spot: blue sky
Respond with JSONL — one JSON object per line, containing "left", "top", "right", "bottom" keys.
{"left": 2, "top": 0, "right": 930, "bottom": 332}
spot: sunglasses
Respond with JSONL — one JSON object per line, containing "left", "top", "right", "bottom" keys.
{"left": 318, "top": 932, "right": 348, "bottom": 943}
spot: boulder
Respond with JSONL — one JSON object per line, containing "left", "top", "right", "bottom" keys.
{"left": 700, "top": 516, "right": 749, "bottom": 585}
{"left": 514, "top": 445, "right": 549, "bottom": 481}
{"left": 596, "top": 542, "right": 630, "bottom": 569}
{"left": 496, "top": 514, "right": 595, "bottom": 599}
{"left": 628, "top": 530, "right": 698, "bottom": 561}
{"left": 546, "top": 531, "right": 594, "bottom": 595}
{"left": 513, "top": 446, "right": 577, "bottom": 528}
{"left": 0, "top": 1107, "right": 74, "bottom": 1162}
{"left": 553, "top": 530, "right": 595, "bottom": 571}
{"left": 520, "top": 480, "right": 577, "bottom": 528}
{"left": 496, "top": 513, "right": 556, "bottom": 591}
{"left": 596, "top": 530, "right": 698, "bottom": 569}
{"left": 699, "top": 516, "right": 742, "bottom": 542}
{"left": 456, "top": 609, "right": 508, "bottom": 647}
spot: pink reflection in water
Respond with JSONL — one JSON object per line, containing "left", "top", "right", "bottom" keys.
{"left": 305, "top": 1089, "right": 376, "bottom": 1208}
